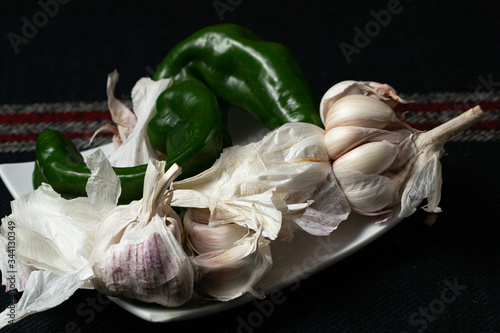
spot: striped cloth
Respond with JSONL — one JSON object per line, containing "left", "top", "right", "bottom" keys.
{"left": 0, "top": 92, "right": 499, "bottom": 154}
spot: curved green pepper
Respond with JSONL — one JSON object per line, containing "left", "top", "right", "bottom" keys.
{"left": 34, "top": 81, "right": 224, "bottom": 203}
{"left": 153, "top": 24, "right": 322, "bottom": 130}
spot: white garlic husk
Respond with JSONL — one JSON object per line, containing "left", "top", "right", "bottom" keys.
{"left": 90, "top": 70, "right": 173, "bottom": 167}
{"left": 89, "top": 161, "right": 194, "bottom": 307}
{"left": 0, "top": 149, "right": 120, "bottom": 329}
{"left": 172, "top": 122, "right": 351, "bottom": 240}
{"left": 322, "top": 80, "right": 485, "bottom": 220}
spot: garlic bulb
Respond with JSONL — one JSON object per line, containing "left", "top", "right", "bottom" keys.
{"left": 89, "top": 161, "right": 194, "bottom": 307}
{"left": 184, "top": 209, "right": 272, "bottom": 301}
{"left": 322, "top": 81, "right": 485, "bottom": 220}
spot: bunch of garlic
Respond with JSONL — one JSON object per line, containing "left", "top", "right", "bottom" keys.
{"left": 89, "top": 161, "right": 194, "bottom": 307}
{"left": 183, "top": 208, "right": 272, "bottom": 301}
{"left": 321, "top": 80, "right": 484, "bottom": 220}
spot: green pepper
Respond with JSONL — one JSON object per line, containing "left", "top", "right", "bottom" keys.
{"left": 153, "top": 24, "right": 322, "bottom": 130}
{"left": 34, "top": 81, "right": 224, "bottom": 203}
{"left": 34, "top": 24, "right": 323, "bottom": 203}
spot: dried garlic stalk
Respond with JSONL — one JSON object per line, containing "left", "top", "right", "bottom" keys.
{"left": 89, "top": 161, "right": 194, "bottom": 307}
{"left": 322, "top": 80, "right": 484, "bottom": 220}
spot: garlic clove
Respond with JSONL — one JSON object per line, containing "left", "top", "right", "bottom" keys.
{"left": 184, "top": 208, "right": 249, "bottom": 255}
{"left": 324, "top": 126, "right": 405, "bottom": 160}
{"left": 319, "top": 80, "right": 411, "bottom": 124}
{"left": 191, "top": 229, "right": 272, "bottom": 302}
{"left": 339, "top": 173, "right": 396, "bottom": 214}
{"left": 324, "top": 94, "right": 400, "bottom": 131}
{"left": 333, "top": 141, "right": 399, "bottom": 176}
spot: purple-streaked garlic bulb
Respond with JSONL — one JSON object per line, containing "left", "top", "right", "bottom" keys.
{"left": 89, "top": 162, "right": 194, "bottom": 307}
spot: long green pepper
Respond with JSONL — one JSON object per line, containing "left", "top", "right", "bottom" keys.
{"left": 153, "top": 24, "right": 322, "bottom": 130}
{"left": 34, "top": 24, "right": 322, "bottom": 203}
{"left": 35, "top": 81, "right": 224, "bottom": 203}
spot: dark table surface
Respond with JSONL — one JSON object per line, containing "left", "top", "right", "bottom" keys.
{"left": 1, "top": 1, "right": 499, "bottom": 332}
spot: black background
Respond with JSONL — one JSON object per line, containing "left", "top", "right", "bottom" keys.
{"left": 1, "top": 0, "right": 499, "bottom": 332}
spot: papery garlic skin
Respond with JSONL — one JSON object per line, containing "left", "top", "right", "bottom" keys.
{"left": 90, "top": 161, "right": 194, "bottom": 307}
{"left": 108, "top": 77, "right": 172, "bottom": 167}
{"left": 90, "top": 70, "right": 173, "bottom": 167}
{"left": 319, "top": 80, "right": 411, "bottom": 123}
{"left": 0, "top": 149, "right": 120, "bottom": 329}
{"left": 172, "top": 122, "right": 351, "bottom": 240}
{"left": 90, "top": 70, "right": 136, "bottom": 148}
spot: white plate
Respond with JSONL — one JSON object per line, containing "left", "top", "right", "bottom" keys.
{"left": 0, "top": 107, "right": 404, "bottom": 323}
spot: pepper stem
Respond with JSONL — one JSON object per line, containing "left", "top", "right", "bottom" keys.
{"left": 415, "top": 106, "right": 484, "bottom": 147}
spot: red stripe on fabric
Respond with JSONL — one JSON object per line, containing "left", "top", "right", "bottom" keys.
{"left": 0, "top": 101, "right": 498, "bottom": 125}
{"left": 0, "top": 110, "right": 111, "bottom": 125}
{"left": 394, "top": 101, "right": 500, "bottom": 113}
{"left": 407, "top": 120, "right": 499, "bottom": 131}
{"left": 0, "top": 131, "right": 112, "bottom": 143}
